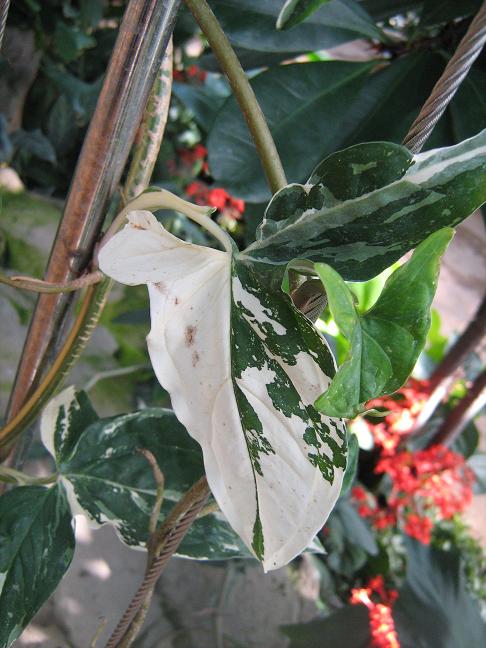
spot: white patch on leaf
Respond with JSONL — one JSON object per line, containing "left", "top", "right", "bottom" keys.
{"left": 98, "top": 209, "right": 345, "bottom": 570}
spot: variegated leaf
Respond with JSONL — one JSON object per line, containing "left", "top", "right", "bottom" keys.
{"left": 40, "top": 389, "right": 326, "bottom": 561}
{"left": 244, "top": 131, "right": 486, "bottom": 281}
{"left": 99, "top": 210, "right": 346, "bottom": 570}
{"left": 0, "top": 485, "right": 74, "bottom": 648}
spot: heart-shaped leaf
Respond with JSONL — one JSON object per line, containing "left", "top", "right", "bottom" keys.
{"left": 98, "top": 205, "right": 346, "bottom": 570}
{"left": 0, "top": 485, "right": 74, "bottom": 648}
{"left": 41, "top": 387, "right": 330, "bottom": 563}
{"left": 245, "top": 131, "right": 486, "bottom": 281}
{"left": 314, "top": 228, "right": 453, "bottom": 418}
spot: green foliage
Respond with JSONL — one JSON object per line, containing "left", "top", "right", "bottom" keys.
{"left": 0, "top": 485, "right": 75, "bottom": 648}
{"left": 394, "top": 539, "right": 486, "bottom": 648}
{"left": 314, "top": 229, "right": 452, "bottom": 418}
{"left": 283, "top": 539, "right": 486, "bottom": 648}
{"left": 276, "top": 0, "right": 333, "bottom": 30}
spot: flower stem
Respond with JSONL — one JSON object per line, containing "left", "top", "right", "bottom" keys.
{"left": 185, "top": 0, "right": 287, "bottom": 195}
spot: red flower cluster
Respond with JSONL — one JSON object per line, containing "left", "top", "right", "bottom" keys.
{"left": 365, "top": 378, "right": 431, "bottom": 455}
{"left": 352, "top": 444, "right": 474, "bottom": 543}
{"left": 186, "top": 180, "right": 245, "bottom": 216}
{"left": 173, "top": 64, "right": 207, "bottom": 84}
{"left": 376, "top": 445, "right": 475, "bottom": 543}
{"left": 350, "top": 576, "right": 400, "bottom": 648}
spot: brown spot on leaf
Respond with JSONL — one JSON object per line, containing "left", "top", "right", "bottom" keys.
{"left": 185, "top": 325, "right": 196, "bottom": 346}
{"left": 192, "top": 350, "right": 200, "bottom": 367}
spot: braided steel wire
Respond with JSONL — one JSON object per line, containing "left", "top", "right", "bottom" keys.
{"left": 105, "top": 480, "right": 210, "bottom": 648}
{"left": 0, "top": 0, "right": 10, "bottom": 51}
{"left": 403, "top": 0, "right": 486, "bottom": 153}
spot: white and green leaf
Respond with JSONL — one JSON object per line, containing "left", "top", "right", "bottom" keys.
{"left": 0, "top": 485, "right": 74, "bottom": 648}
{"left": 40, "top": 390, "right": 328, "bottom": 561}
{"left": 314, "top": 228, "right": 453, "bottom": 418}
{"left": 98, "top": 209, "right": 346, "bottom": 570}
{"left": 244, "top": 131, "right": 486, "bottom": 281}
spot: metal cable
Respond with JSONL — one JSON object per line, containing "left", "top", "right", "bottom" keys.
{"left": 0, "top": 0, "right": 10, "bottom": 52}
{"left": 403, "top": 0, "right": 486, "bottom": 153}
{"left": 105, "top": 483, "right": 210, "bottom": 648}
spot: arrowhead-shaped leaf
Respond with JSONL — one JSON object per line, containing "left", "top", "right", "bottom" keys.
{"left": 41, "top": 388, "right": 329, "bottom": 562}
{"left": 99, "top": 210, "right": 346, "bottom": 570}
{"left": 0, "top": 485, "right": 74, "bottom": 648}
{"left": 314, "top": 228, "right": 453, "bottom": 418}
{"left": 245, "top": 131, "right": 486, "bottom": 281}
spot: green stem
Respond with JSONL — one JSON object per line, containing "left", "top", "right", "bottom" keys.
{"left": 0, "top": 466, "right": 57, "bottom": 486}
{"left": 185, "top": 0, "right": 287, "bottom": 195}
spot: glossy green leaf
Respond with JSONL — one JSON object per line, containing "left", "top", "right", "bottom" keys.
{"left": 393, "top": 538, "right": 486, "bottom": 648}
{"left": 314, "top": 229, "right": 453, "bottom": 418}
{"left": 209, "top": 0, "right": 382, "bottom": 53}
{"left": 245, "top": 131, "right": 486, "bottom": 282}
{"left": 99, "top": 199, "right": 347, "bottom": 570}
{"left": 0, "top": 485, "right": 75, "bottom": 648}
{"left": 208, "top": 61, "right": 376, "bottom": 201}
{"left": 277, "top": 0, "right": 332, "bottom": 29}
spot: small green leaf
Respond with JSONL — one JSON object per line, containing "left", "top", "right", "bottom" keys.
{"left": 277, "top": 0, "right": 332, "bottom": 30}
{"left": 0, "top": 485, "right": 75, "bottom": 648}
{"left": 314, "top": 228, "right": 453, "bottom": 418}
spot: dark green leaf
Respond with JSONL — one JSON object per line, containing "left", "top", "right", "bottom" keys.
{"left": 340, "top": 432, "right": 359, "bottom": 496}
{"left": 173, "top": 77, "right": 229, "bottom": 132}
{"left": 420, "top": 0, "right": 481, "bottom": 27}
{"left": 208, "top": 52, "right": 454, "bottom": 203}
{"left": 209, "top": 0, "right": 382, "bottom": 53}
{"left": 277, "top": 0, "right": 332, "bottom": 30}
{"left": 468, "top": 453, "right": 486, "bottom": 493}
{"left": 282, "top": 604, "right": 370, "bottom": 647}
{"left": 11, "top": 129, "right": 56, "bottom": 164}
{"left": 46, "top": 95, "right": 79, "bottom": 157}
{"left": 361, "top": 0, "right": 422, "bottom": 20}
{"left": 0, "top": 485, "right": 75, "bottom": 648}
{"left": 393, "top": 538, "right": 486, "bottom": 648}
{"left": 79, "top": 0, "right": 103, "bottom": 30}
{"left": 334, "top": 500, "right": 378, "bottom": 554}
{"left": 54, "top": 22, "right": 96, "bottom": 63}
{"left": 451, "top": 423, "right": 479, "bottom": 459}
{"left": 314, "top": 229, "right": 453, "bottom": 418}
{"left": 43, "top": 61, "right": 102, "bottom": 124}
{"left": 208, "top": 61, "right": 376, "bottom": 201}
{"left": 244, "top": 131, "right": 486, "bottom": 281}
